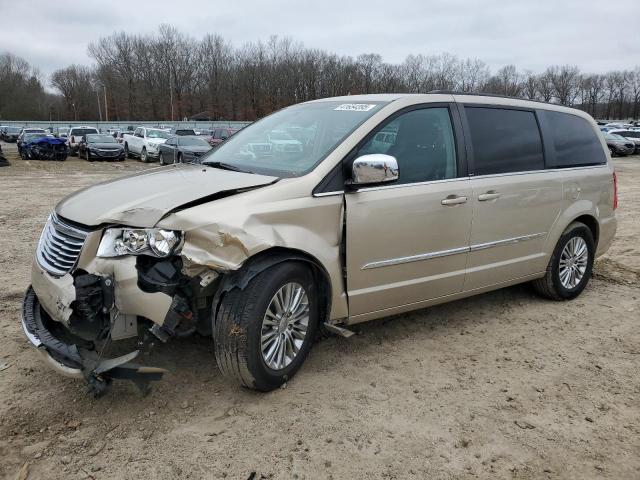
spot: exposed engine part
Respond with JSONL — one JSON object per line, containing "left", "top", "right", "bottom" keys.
{"left": 137, "top": 256, "right": 187, "bottom": 296}
{"left": 199, "top": 270, "right": 219, "bottom": 288}
{"left": 149, "top": 294, "right": 195, "bottom": 342}
{"left": 70, "top": 273, "right": 114, "bottom": 341}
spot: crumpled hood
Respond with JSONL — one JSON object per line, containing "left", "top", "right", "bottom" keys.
{"left": 55, "top": 163, "right": 278, "bottom": 227}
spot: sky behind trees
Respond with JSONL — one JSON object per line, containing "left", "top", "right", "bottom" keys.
{"left": 1, "top": 0, "right": 639, "bottom": 81}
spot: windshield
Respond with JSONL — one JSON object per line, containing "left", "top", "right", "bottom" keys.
{"left": 606, "top": 134, "right": 625, "bottom": 141}
{"left": 71, "top": 128, "right": 97, "bottom": 136}
{"left": 201, "top": 100, "right": 386, "bottom": 177}
{"left": 24, "top": 134, "right": 49, "bottom": 141}
{"left": 87, "top": 134, "right": 116, "bottom": 143}
{"left": 147, "top": 129, "right": 171, "bottom": 139}
{"left": 25, "top": 129, "right": 46, "bottom": 133}
{"left": 180, "top": 136, "right": 210, "bottom": 147}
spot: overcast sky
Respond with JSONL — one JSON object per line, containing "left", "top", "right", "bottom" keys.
{"left": 1, "top": 0, "right": 639, "bottom": 87}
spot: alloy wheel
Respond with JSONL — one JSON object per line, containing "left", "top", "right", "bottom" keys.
{"left": 260, "top": 282, "right": 309, "bottom": 370}
{"left": 559, "top": 236, "right": 589, "bottom": 289}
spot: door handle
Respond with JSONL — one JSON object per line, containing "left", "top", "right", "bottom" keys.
{"left": 441, "top": 195, "right": 468, "bottom": 206}
{"left": 478, "top": 191, "right": 501, "bottom": 201}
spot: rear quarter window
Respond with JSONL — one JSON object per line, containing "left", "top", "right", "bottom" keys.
{"left": 538, "top": 110, "right": 606, "bottom": 168}
{"left": 464, "top": 106, "right": 544, "bottom": 176}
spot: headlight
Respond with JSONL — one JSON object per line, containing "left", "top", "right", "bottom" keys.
{"left": 97, "top": 228, "right": 183, "bottom": 258}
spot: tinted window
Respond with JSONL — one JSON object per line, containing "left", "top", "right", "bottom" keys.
{"left": 465, "top": 107, "right": 544, "bottom": 175}
{"left": 358, "top": 107, "right": 457, "bottom": 184}
{"left": 539, "top": 110, "right": 606, "bottom": 167}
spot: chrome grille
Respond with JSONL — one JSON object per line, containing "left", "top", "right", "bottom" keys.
{"left": 36, "top": 214, "right": 88, "bottom": 277}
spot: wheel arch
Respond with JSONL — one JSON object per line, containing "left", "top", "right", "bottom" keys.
{"left": 211, "top": 246, "right": 333, "bottom": 330}
{"left": 571, "top": 214, "right": 599, "bottom": 247}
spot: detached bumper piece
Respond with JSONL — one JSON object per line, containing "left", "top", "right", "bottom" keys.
{"left": 22, "top": 287, "right": 166, "bottom": 397}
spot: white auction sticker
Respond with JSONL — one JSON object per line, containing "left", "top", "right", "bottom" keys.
{"left": 334, "top": 103, "right": 377, "bottom": 112}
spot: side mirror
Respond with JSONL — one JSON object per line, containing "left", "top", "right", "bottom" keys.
{"left": 350, "top": 154, "right": 399, "bottom": 186}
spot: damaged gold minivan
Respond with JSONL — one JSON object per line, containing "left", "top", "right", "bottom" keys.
{"left": 22, "top": 93, "right": 617, "bottom": 395}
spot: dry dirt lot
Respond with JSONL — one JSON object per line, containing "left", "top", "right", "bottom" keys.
{"left": 0, "top": 142, "right": 639, "bottom": 480}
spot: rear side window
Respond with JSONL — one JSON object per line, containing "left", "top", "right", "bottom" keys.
{"left": 538, "top": 110, "right": 606, "bottom": 167}
{"left": 465, "top": 107, "right": 544, "bottom": 175}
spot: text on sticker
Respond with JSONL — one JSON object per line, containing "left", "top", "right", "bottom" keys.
{"left": 334, "top": 104, "right": 377, "bottom": 112}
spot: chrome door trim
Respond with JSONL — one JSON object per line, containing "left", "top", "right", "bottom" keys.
{"left": 361, "top": 232, "right": 547, "bottom": 270}
{"left": 362, "top": 246, "right": 469, "bottom": 270}
{"left": 469, "top": 232, "right": 547, "bottom": 252}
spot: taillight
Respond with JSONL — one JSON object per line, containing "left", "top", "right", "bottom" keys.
{"left": 613, "top": 171, "right": 618, "bottom": 210}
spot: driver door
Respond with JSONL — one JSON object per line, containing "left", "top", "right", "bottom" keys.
{"left": 345, "top": 104, "right": 472, "bottom": 318}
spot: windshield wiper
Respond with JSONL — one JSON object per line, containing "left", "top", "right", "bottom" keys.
{"left": 202, "top": 161, "right": 254, "bottom": 174}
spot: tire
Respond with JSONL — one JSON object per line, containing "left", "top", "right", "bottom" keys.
{"left": 159, "top": 152, "right": 165, "bottom": 165}
{"left": 85, "top": 149, "right": 90, "bottom": 161}
{"left": 214, "top": 262, "right": 320, "bottom": 391}
{"left": 124, "top": 143, "right": 131, "bottom": 159}
{"left": 141, "top": 147, "right": 148, "bottom": 163}
{"left": 608, "top": 146, "right": 615, "bottom": 157}
{"left": 532, "top": 221, "right": 595, "bottom": 301}
{"left": 177, "top": 153, "right": 183, "bottom": 164}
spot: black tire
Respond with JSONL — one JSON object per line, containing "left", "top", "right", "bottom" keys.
{"left": 532, "top": 222, "right": 595, "bottom": 301}
{"left": 124, "top": 143, "right": 131, "bottom": 159}
{"left": 214, "top": 262, "right": 320, "bottom": 391}
{"left": 177, "top": 153, "right": 183, "bottom": 164}
{"left": 608, "top": 146, "right": 615, "bottom": 157}
{"left": 159, "top": 152, "right": 165, "bottom": 165}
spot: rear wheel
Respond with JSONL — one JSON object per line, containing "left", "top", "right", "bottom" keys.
{"left": 214, "top": 262, "right": 319, "bottom": 391}
{"left": 532, "top": 222, "right": 595, "bottom": 301}
{"left": 609, "top": 146, "right": 615, "bottom": 157}
{"left": 159, "top": 152, "right": 165, "bottom": 165}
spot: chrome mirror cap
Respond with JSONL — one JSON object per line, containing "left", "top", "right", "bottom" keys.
{"left": 351, "top": 154, "right": 399, "bottom": 186}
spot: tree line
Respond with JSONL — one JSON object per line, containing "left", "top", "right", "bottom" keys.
{"left": 1, "top": 25, "right": 640, "bottom": 122}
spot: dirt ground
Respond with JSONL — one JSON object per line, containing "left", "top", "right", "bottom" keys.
{"left": 0, "top": 141, "right": 638, "bottom": 480}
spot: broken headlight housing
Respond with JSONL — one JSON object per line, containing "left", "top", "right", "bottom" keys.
{"left": 97, "top": 228, "right": 183, "bottom": 258}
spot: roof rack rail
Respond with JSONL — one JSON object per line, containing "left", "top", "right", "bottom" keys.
{"left": 428, "top": 90, "right": 560, "bottom": 107}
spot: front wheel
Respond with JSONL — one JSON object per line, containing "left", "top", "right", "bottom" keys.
{"left": 532, "top": 222, "right": 595, "bottom": 301}
{"left": 214, "top": 262, "right": 319, "bottom": 391}
{"left": 140, "top": 147, "right": 148, "bottom": 163}
{"left": 124, "top": 143, "right": 131, "bottom": 159}
{"left": 159, "top": 152, "right": 165, "bottom": 165}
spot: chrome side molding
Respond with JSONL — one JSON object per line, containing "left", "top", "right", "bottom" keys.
{"left": 362, "top": 232, "right": 547, "bottom": 270}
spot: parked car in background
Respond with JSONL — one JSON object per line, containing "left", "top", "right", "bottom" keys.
{"left": 18, "top": 133, "right": 68, "bottom": 160}
{"left": 122, "top": 127, "right": 171, "bottom": 162}
{"left": 603, "top": 132, "right": 635, "bottom": 156}
{"left": 169, "top": 127, "right": 196, "bottom": 136}
{"left": 17, "top": 128, "right": 47, "bottom": 146}
{"left": 3, "top": 126, "right": 22, "bottom": 142}
{"left": 0, "top": 143, "right": 9, "bottom": 167}
{"left": 20, "top": 94, "right": 617, "bottom": 395}
{"left": 158, "top": 135, "right": 212, "bottom": 165}
{"left": 78, "top": 134, "right": 125, "bottom": 161}
{"left": 67, "top": 126, "right": 99, "bottom": 155}
{"left": 114, "top": 131, "right": 129, "bottom": 144}
{"left": 608, "top": 129, "right": 640, "bottom": 153}
{"left": 0, "top": 125, "right": 9, "bottom": 138}
{"left": 203, "top": 127, "right": 239, "bottom": 147}
{"left": 56, "top": 127, "right": 69, "bottom": 139}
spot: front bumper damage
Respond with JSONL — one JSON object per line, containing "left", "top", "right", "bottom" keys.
{"left": 25, "top": 248, "right": 219, "bottom": 396}
{"left": 22, "top": 286, "right": 166, "bottom": 396}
